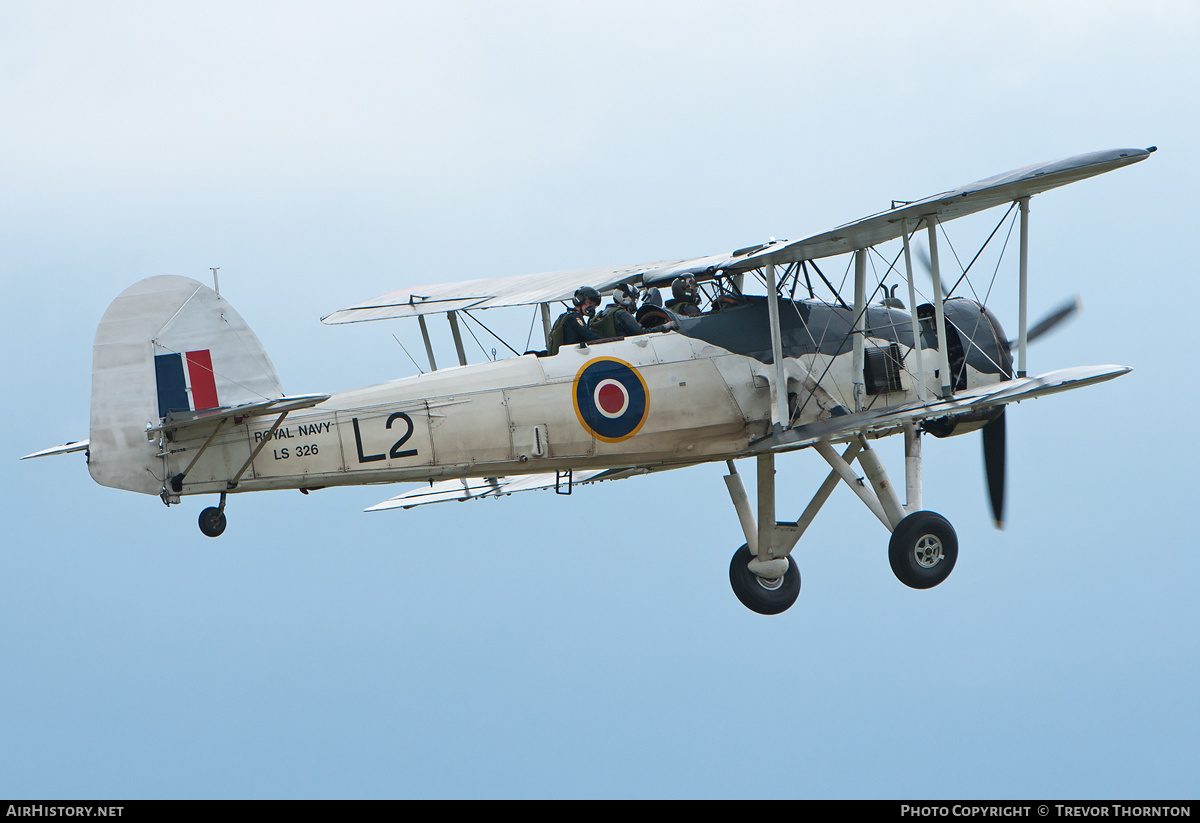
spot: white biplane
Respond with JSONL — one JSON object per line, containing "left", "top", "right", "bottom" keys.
{"left": 25, "top": 147, "right": 1153, "bottom": 614}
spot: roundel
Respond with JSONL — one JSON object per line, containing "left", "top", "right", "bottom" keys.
{"left": 572, "top": 358, "right": 649, "bottom": 443}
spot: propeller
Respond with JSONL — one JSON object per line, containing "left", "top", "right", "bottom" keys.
{"left": 914, "top": 243, "right": 950, "bottom": 297}
{"left": 911, "top": 245, "right": 1082, "bottom": 530}
{"left": 982, "top": 409, "right": 1006, "bottom": 529}
{"left": 982, "top": 297, "right": 1082, "bottom": 530}
{"left": 916, "top": 241, "right": 1083, "bottom": 344}
{"left": 1009, "top": 295, "right": 1082, "bottom": 349}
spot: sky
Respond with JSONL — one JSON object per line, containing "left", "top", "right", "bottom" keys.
{"left": 2, "top": 0, "right": 1197, "bottom": 800}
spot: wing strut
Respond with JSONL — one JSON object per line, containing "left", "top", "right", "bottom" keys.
{"left": 1017, "top": 197, "right": 1030, "bottom": 377}
{"left": 925, "top": 218, "right": 954, "bottom": 398}
{"left": 852, "top": 250, "right": 867, "bottom": 410}
{"left": 765, "top": 262, "right": 789, "bottom": 431}
{"left": 901, "top": 221, "right": 928, "bottom": 403}
{"left": 418, "top": 315, "right": 438, "bottom": 371}
{"left": 447, "top": 311, "right": 468, "bottom": 366}
{"left": 540, "top": 303, "right": 553, "bottom": 349}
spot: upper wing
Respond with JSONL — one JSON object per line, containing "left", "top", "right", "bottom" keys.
{"left": 321, "top": 256, "right": 733, "bottom": 324}
{"left": 322, "top": 147, "right": 1153, "bottom": 324}
{"left": 726, "top": 147, "right": 1155, "bottom": 271}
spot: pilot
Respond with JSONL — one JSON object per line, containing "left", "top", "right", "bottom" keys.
{"left": 666, "top": 275, "right": 703, "bottom": 317}
{"left": 547, "top": 286, "right": 604, "bottom": 355}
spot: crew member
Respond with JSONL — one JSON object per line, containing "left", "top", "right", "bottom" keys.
{"left": 666, "top": 275, "right": 703, "bottom": 317}
{"left": 590, "top": 284, "right": 648, "bottom": 339}
{"left": 547, "top": 286, "right": 604, "bottom": 355}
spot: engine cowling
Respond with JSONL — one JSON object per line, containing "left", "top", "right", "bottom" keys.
{"left": 919, "top": 298, "right": 1012, "bottom": 438}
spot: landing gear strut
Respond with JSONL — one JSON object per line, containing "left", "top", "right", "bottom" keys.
{"left": 721, "top": 455, "right": 807, "bottom": 615}
{"left": 198, "top": 492, "right": 228, "bottom": 538}
{"left": 722, "top": 427, "right": 961, "bottom": 612}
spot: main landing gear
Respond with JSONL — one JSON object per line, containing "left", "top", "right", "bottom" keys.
{"left": 722, "top": 426, "right": 959, "bottom": 614}
{"left": 729, "top": 544, "right": 801, "bottom": 615}
{"left": 198, "top": 492, "right": 228, "bottom": 538}
{"left": 888, "top": 510, "right": 957, "bottom": 589}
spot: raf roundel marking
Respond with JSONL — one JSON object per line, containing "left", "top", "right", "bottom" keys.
{"left": 573, "top": 358, "right": 649, "bottom": 442}
{"left": 594, "top": 379, "right": 629, "bottom": 418}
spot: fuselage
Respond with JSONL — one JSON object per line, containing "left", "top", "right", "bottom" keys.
{"left": 161, "top": 295, "right": 1011, "bottom": 497}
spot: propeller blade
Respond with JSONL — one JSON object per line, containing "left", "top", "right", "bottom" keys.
{"left": 1009, "top": 296, "right": 1082, "bottom": 349}
{"left": 982, "top": 409, "right": 1006, "bottom": 529}
{"left": 914, "top": 243, "right": 950, "bottom": 298}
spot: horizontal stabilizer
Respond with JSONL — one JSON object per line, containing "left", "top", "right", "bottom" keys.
{"left": 366, "top": 468, "right": 641, "bottom": 511}
{"left": 21, "top": 440, "right": 89, "bottom": 460}
{"left": 147, "top": 393, "right": 331, "bottom": 435}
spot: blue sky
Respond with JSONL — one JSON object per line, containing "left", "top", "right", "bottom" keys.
{"left": 2, "top": 1, "right": 1197, "bottom": 799}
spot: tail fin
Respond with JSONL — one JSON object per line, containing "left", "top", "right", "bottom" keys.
{"left": 89, "top": 276, "right": 283, "bottom": 495}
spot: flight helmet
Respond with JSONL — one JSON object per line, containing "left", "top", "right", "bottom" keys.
{"left": 613, "top": 283, "right": 639, "bottom": 310}
{"left": 671, "top": 275, "right": 699, "bottom": 304}
{"left": 573, "top": 286, "right": 602, "bottom": 316}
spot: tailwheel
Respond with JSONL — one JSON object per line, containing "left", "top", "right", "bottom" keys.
{"left": 198, "top": 506, "right": 227, "bottom": 538}
{"left": 729, "top": 544, "right": 801, "bottom": 615}
{"left": 888, "top": 511, "right": 957, "bottom": 589}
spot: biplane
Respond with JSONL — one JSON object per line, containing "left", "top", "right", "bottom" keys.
{"left": 25, "top": 147, "right": 1153, "bottom": 614}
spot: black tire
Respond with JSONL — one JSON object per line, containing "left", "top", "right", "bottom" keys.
{"left": 888, "top": 511, "right": 957, "bottom": 589}
{"left": 198, "top": 507, "right": 227, "bottom": 538}
{"left": 728, "top": 544, "right": 801, "bottom": 615}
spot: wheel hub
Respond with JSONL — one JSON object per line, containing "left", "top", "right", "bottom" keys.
{"left": 755, "top": 574, "right": 785, "bottom": 591}
{"left": 914, "top": 534, "right": 943, "bottom": 568}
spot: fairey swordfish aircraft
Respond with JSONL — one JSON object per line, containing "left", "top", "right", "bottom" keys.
{"left": 25, "top": 147, "right": 1153, "bottom": 614}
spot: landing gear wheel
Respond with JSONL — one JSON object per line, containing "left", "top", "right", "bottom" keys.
{"left": 889, "top": 510, "right": 957, "bottom": 589}
{"left": 198, "top": 507, "right": 227, "bottom": 538}
{"left": 729, "top": 544, "right": 801, "bottom": 615}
